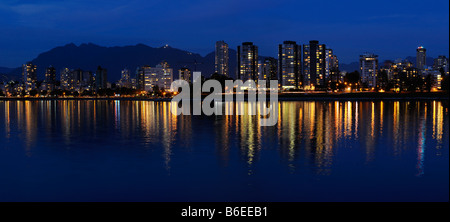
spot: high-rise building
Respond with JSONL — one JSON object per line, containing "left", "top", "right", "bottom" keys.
{"left": 61, "top": 68, "right": 94, "bottom": 92}
{"left": 237, "top": 42, "right": 258, "bottom": 83}
{"left": 130, "top": 78, "right": 137, "bottom": 90}
{"left": 136, "top": 67, "right": 145, "bottom": 91}
{"left": 433, "top": 55, "right": 449, "bottom": 76}
{"left": 422, "top": 68, "right": 443, "bottom": 89}
{"left": 360, "top": 53, "right": 379, "bottom": 88}
{"left": 278, "top": 41, "right": 301, "bottom": 89}
{"left": 142, "top": 62, "right": 173, "bottom": 92}
{"left": 82, "top": 70, "right": 94, "bottom": 91}
{"left": 70, "top": 68, "right": 83, "bottom": 92}
{"left": 325, "top": 49, "right": 339, "bottom": 81}
{"left": 215, "top": 41, "right": 229, "bottom": 76}
{"left": 259, "top": 57, "right": 278, "bottom": 82}
{"left": 385, "top": 59, "right": 413, "bottom": 84}
{"left": 178, "top": 67, "right": 191, "bottom": 83}
{"left": 60, "top": 68, "right": 71, "bottom": 90}
{"left": 303, "top": 40, "right": 326, "bottom": 89}
{"left": 95, "top": 66, "right": 108, "bottom": 90}
{"left": 44, "top": 66, "right": 56, "bottom": 92}
{"left": 416, "top": 46, "right": 426, "bottom": 70}
{"left": 381, "top": 59, "right": 418, "bottom": 91}
{"left": 22, "top": 62, "right": 37, "bottom": 94}
{"left": 118, "top": 68, "right": 131, "bottom": 88}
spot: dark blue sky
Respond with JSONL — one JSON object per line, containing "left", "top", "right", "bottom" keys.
{"left": 0, "top": 0, "right": 448, "bottom": 67}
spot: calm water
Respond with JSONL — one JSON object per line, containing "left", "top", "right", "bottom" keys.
{"left": 0, "top": 100, "right": 448, "bottom": 202}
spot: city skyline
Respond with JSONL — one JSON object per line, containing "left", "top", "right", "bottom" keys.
{"left": 0, "top": 40, "right": 448, "bottom": 70}
{"left": 0, "top": 0, "right": 448, "bottom": 67}
{"left": 0, "top": 0, "right": 448, "bottom": 215}
{"left": 4, "top": 42, "right": 447, "bottom": 97}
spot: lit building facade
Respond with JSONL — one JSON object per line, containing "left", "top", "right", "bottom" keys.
{"left": 81, "top": 70, "right": 94, "bottom": 91}
{"left": 44, "top": 66, "right": 56, "bottom": 92}
{"left": 325, "top": 49, "right": 339, "bottom": 81}
{"left": 303, "top": 40, "right": 326, "bottom": 89}
{"left": 70, "top": 69, "right": 83, "bottom": 92}
{"left": 237, "top": 42, "right": 258, "bottom": 83}
{"left": 423, "top": 68, "right": 443, "bottom": 90}
{"left": 360, "top": 53, "right": 379, "bottom": 88}
{"left": 215, "top": 41, "right": 229, "bottom": 76}
{"left": 118, "top": 68, "right": 131, "bottom": 88}
{"left": 433, "top": 55, "right": 449, "bottom": 76}
{"left": 60, "top": 68, "right": 71, "bottom": 90}
{"left": 136, "top": 67, "right": 145, "bottom": 91}
{"left": 59, "top": 68, "right": 94, "bottom": 92}
{"left": 416, "top": 46, "right": 426, "bottom": 70}
{"left": 259, "top": 57, "right": 278, "bottom": 82}
{"left": 143, "top": 62, "right": 173, "bottom": 92}
{"left": 22, "top": 62, "right": 37, "bottom": 94}
{"left": 178, "top": 67, "right": 191, "bottom": 83}
{"left": 278, "top": 41, "right": 301, "bottom": 89}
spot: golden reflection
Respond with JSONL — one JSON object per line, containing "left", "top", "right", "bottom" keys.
{"left": 1, "top": 100, "right": 447, "bottom": 178}
{"left": 308, "top": 101, "right": 315, "bottom": 140}
{"left": 277, "top": 102, "right": 282, "bottom": 138}
{"left": 136, "top": 101, "right": 180, "bottom": 171}
{"left": 334, "top": 101, "right": 341, "bottom": 139}
{"left": 433, "top": 101, "right": 444, "bottom": 145}
{"left": 365, "top": 102, "right": 375, "bottom": 162}
{"left": 221, "top": 101, "right": 277, "bottom": 171}
{"left": 77, "top": 100, "right": 80, "bottom": 129}
{"left": 278, "top": 102, "right": 298, "bottom": 169}
{"left": 393, "top": 101, "right": 400, "bottom": 155}
{"left": 344, "top": 101, "right": 352, "bottom": 137}
{"left": 298, "top": 105, "right": 303, "bottom": 146}
{"left": 216, "top": 110, "right": 230, "bottom": 165}
{"left": 380, "top": 101, "right": 384, "bottom": 134}
{"left": 314, "top": 102, "right": 326, "bottom": 169}
{"left": 324, "top": 103, "right": 333, "bottom": 165}
{"left": 237, "top": 101, "right": 262, "bottom": 168}
{"left": 61, "top": 100, "right": 71, "bottom": 145}
{"left": 371, "top": 102, "right": 375, "bottom": 138}
{"left": 355, "top": 101, "right": 359, "bottom": 138}
{"left": 288, "top": 103, "right": 296, "bottom": 162}
{"left": 16, "top": 100, "right": 21, "bottom": 127}
{"left": 24, "top": 101, "right": 36, "bottom": 156}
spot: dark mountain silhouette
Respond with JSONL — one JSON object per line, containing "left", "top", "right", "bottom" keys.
{"left": 0, "top": 67, "right": 14, "bottom": 74}
{"left": 5, "top": 42, "right": 440, "bottom": 82}
{"left": 405, "top": 56, "right": 435, "bottom": 67}
{"left": 338, "top": 56, "right": 436, "bottom": 73}
{"left": 6, "top": 43, "right": 239, "bottom": 82}
{"left": 0, "top": 67, "right": 16, "bottom": 82}
{"left": 339, "top": 62, "right": 360, "bottom": 72}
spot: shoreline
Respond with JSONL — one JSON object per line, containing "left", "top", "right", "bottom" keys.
{"left": 0, "top": 92, "right": 448, "bottom": 101}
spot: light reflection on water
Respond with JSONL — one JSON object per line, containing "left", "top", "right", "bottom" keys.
{"left": 0, "top": 100, "right": 448, "bottom": 201}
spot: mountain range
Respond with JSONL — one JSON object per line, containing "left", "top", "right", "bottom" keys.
{"left": 0, "top": 43, "right": 438, "bottom": 82}
{"left": 2, "top": 43, "right": 236, "bottom": 82}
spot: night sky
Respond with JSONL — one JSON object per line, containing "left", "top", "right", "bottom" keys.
{"left": 0, "top": 0, "right": 448, "bottom": 68}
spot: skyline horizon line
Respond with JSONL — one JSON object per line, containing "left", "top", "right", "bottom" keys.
{"left": 1, "top": 40, "right": 448, "bottom": 69}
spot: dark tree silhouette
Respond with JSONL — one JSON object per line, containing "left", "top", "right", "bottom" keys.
{"left": 441, "top": 74, "right": 449, "bottom": 92}
{"left": 344, "top": 71, "right": 360, "bottom": 84}
{"left": 207, "top": 72, "right": 233, "bottom": 92}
